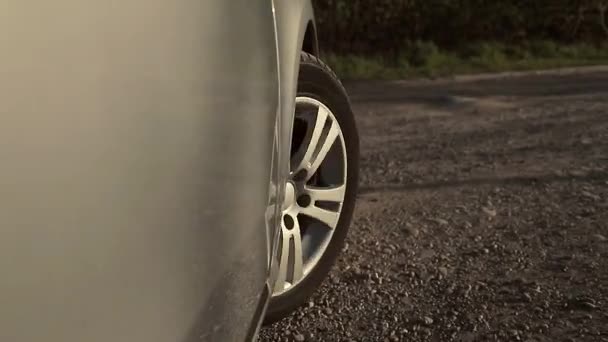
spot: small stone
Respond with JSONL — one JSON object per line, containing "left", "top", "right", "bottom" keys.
{"left": 581, "top": 302, "right": 598, "bottom": 311}
{"left": 324, "top": 307, "right": 334, "bottom": 315}
{"left": 460, "top": 332, "right": 476, "bottom": 342}
{"left": 463, "top": 284, "right": 473, "bottom": 297}
{"left": 438, "top": 267, "right": 449, "bottom": 277}
{"left": 482, "top": 207, "right": 497, "bottom": 217}
{"left": 581, "top": 191, "right": 601, "bottom": 201}
{"left": 431, "top": 218, "right": 449, "bottom": 226}
{"left": 381, "top": 321, "right": 390, "bottom": 331}
{"left": 423, "top": 316, "right": 434, "bottom": 325}
{"left": 420, "top": 249, "right": 435, "bottom": 259}
{"left": 403, "top": 224, "right": 420, "bottom": 237}
{"left": 293, "top": 333, "right": 305, "bottom": 342}
{"left": 593, "top": 234, "right": 607, "bottom": 242}
{"left": 455, "top": 205, "right": 468, "bottom": 212}
{"left": 569, "top": 170, "right": 586, "bottom": 177}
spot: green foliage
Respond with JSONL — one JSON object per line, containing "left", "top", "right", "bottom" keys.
{"left": 313, "top": 0, "right": 608, "bottom": 79}
{"left": 313, "top": 0, "right": 608, "bottom": 57}
{"left": 408, "top": 41, "right": 440, "bottom": 67}
{"left": 468, "top": 43, "right": 510, "bottom": 69}
{"left": 325, "top": 42, "right": 608, "bottom": 80}
{"left": 324, "top": 54, "right": 392, "bottom": 80}
{"left": 529, "top": 40, "right": 561, "bottom": 58}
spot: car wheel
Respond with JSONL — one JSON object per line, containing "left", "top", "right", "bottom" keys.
{"left": 265, "top": 52, "right": 359, "bottom": 323}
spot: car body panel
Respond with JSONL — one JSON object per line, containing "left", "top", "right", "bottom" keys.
{"left": 0, "top": 0, "right": 298, "bottom": 341}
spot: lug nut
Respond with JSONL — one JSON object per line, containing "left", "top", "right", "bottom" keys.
{"left": 297, "top": 194, "right": 312, "bottom": 208}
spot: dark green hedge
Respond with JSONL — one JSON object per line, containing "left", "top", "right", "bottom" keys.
{"left": 313, "top": 0, "right": 608, "bottom": 57}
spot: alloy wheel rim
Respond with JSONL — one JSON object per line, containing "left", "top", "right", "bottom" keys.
{"left": 273, "top": 96, "right": 347, "bottom": 295}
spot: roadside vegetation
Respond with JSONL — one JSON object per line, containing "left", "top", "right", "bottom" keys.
{"left": 313, "top": 0, "right": 608, "bottom": 79}
{"left": 323, "top": 41, "right": 608, "bottom": 80}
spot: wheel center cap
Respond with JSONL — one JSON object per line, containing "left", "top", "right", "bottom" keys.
{"left": 282, "top": 182, "right": 296, "bottom": 210}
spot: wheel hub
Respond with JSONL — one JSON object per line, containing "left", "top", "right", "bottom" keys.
{"left": 282, "top": 182, "right": 297, "bottom": 211}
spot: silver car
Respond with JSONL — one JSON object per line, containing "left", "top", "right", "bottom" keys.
{"left": 0, "top": 1, "right": 358, "bottom": 341}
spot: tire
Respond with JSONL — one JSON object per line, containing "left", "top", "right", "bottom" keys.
{"left": 264, "top": 52, "right": 359, "bottom": 323}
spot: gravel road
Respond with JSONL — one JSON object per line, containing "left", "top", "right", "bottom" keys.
{"left": 261, "top": 72, "right": 608, "bottom": 342}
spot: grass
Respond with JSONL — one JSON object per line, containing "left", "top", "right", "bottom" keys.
{"left": 324, "top": 41, "right": 608, "bottom": 80}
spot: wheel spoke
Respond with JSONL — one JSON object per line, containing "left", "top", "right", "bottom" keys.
{"left": 273, "top": 219, "right": 304, "bottom": 293}
{"left": 292, "top": 223, "right": 303, "bottom": 282}
{"left": 293, "top": 106, "right": 339, "bottom": 180}
{"left": 306, "top": 184, "right": 346, "bottom": 203}
{"left": 300, "top": 205, "right": 340, "bottom": 229}
{"left": 307, "top": 120, "right": 339, "bottom": 180}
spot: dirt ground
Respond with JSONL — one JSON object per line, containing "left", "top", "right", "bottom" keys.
{"left": 261, "top": 71, "right": 608, "bottom": 342}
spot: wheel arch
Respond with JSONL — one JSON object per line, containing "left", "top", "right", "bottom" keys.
{"left": 302, "top": 20, "right": 319, "bottom": 57}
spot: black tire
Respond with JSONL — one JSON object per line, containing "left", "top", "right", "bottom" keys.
{"left": 264, "top": 52, "right": 359, "bottom": 323}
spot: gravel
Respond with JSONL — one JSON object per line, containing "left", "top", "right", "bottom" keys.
{"left": 260, "top": 72, "right": 608, "bottom": 342}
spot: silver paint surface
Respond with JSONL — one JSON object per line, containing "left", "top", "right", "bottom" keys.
{"left": 0, "top": 0, "right": 314, "bottom": 340}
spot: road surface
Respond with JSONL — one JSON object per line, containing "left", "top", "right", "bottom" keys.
{"left": 262, "top": 71, "right": 608, "bottom": 342}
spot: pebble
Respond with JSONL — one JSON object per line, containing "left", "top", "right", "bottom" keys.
{"left": 581, "top": 191, "right": 601, "bottom": 201}
{"left": 580, "top": 302, "right": 598, "bottom": 311}
{"left": 293, "top": 333, "right": 305, "bottom": 342}
{"left": 482, "top": 207, "right": 497, "bottom": 217}
{"left": 403, "top": 224, "right": 420, "bottom": 237}
{"left": 463, "top": 284, "right": 473, "bottom": 297}
{"left": 569, "top": 170, "right": 586, "bottom": 177}
{"left": 593, "top": 234, "right": 607, "bottom": 242}
{"left": 431, "top": 218, "right": 449, "bottom": 226}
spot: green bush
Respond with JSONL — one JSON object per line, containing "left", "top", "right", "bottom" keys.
{"left": 529, "top": 40, "right": 560, "bottom": 58}
{"left": 324, "top": 42, "right": 608, "bottom": 80}
{"left": 324, "top": 54, "right": 391, "bottom": 80}
{"left": 313, "top": 0, "right": 608, "bottom": 58}
{"left": 408, "top": 41, "right": 441, "bottom": 67}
